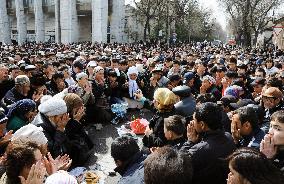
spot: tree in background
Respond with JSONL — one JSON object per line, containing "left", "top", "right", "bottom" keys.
{"left": 133, "top": 0, "right": 222, "bottom": 43}
{"left": 219, "top": 0, "right": 284, "bottom": 47}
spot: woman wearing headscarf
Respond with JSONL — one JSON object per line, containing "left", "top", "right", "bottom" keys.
{"left": 92, "top": 66, "right": 113, "bottom": 125}
{"left": 64, "top": 93, "right": 94, "bottom": 167}
{"left": 122, "top": 66, "right": 145, "bottom": 109}
{"left": 6, "top": 99, "right": 36, "bottom": 132}
{"left": 142, "top": 88, "right": 177, "bottom": 148}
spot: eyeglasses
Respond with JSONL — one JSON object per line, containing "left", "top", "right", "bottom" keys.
{"left": 262, "top": 96, "right": 277, "bottom": 102}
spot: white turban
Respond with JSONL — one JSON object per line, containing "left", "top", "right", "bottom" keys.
{"left": 12, "top": 124, "right": 48, "bottom": 145}
{"left": 38, "top": 97, "right": 67, "bottom": 117}
{"left": 45, "top": 171, "right": 78, "bottom": 184}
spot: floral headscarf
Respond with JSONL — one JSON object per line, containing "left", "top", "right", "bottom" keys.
{"left": 7, "top": 99, "right": 36, "bottom": 121}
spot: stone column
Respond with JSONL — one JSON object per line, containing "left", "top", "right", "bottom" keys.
{"left": 110, "top": 0, "right": 125, "bottom": 43}
{"left": 55, "top": 0, "right": 61, "bottom": 43}
{"left": 34, "top": 0, "right": 45, "bottom": 43}
{"left": 15, "top": 0, "right": 27, "bottom": 45}
{"left": 0, "top": 0, "right": 11, "bottom": 44}
{"left": 92, "top": 0, "right": 108, "bottom": 43}
{"left": 60, "top": 0, "right": 78, "bottom": 43}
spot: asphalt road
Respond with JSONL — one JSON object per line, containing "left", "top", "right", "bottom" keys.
{"left": 85, "top": 109, "right": 153, "bottom": 184}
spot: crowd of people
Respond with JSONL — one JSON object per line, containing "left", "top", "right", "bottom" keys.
{"left": 0, "top": 41, "right": 284, "bottom": 184}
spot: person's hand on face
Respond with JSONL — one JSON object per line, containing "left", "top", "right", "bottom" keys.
{"left": 231, "top": 114, "right": 241, "bottom": 143}
{"left": 199, "top": 84, "right": 207, "bottom": 94}
{"left": 3, "top": 130, "right": 13, "bottom": 141}
{"left": 140, "top": 80, "right": 145, "bottom": 88}
{"left": 150, "top": 77, "right": 157, "bottom": 87}
{"left": 19, "top": 161, "right": 46, "bottom": 184}
{"left": 187, "top": 121, "right": 199, "bottom": 143}
{"left": 84, "top": 82, "right": 92, "bottom": 94}
{"left": 73, "top": 106, "right": 85, "bottom": 122}
{"left": 260, "top": 133, "right": 277, "bottom": 159}
{"left": 56, "top": 113, "right": 70, "bottom": 132}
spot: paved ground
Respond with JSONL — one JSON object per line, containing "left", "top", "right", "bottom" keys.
{"left": 85, "top": 109, "right": 153, "bottom": 184}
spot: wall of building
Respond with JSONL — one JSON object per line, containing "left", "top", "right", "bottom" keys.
{"left": 273, "top": 22, "right": 284, "bottom": 50}
{"left": 6, "top": 0, "right": 136, "bottom": 43}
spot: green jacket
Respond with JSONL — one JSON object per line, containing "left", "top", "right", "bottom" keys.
{"left": 7, "top": 116, "right": 28, "bottom": 132}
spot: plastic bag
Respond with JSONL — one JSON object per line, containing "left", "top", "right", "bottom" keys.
{"left": 130, "top": 118, "right": 149, "bottom": 135}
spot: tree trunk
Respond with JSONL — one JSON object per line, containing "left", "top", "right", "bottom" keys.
{"left": 143, "top": 18, "right": 149, "bottom": 41}
{"left": 55, "top": 0, "right": 61, "bottom": 43}
{"left": 34, "top": 0, "right": 45, "bottom": 43}
{"left": 0, "top": 0, "right": 11, "bottom": 44}
{"left": 15, "top": 0, "right": 27, "bottom": 45}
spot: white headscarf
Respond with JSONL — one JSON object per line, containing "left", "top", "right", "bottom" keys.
{"left": 12, "top": 124, "right": 48, "bottom": 145}
{"left": 45, "top": 171, "right": 78, "bottom": 184}
{"left": 127, "top": 66, "right": 139, "bottom": 98}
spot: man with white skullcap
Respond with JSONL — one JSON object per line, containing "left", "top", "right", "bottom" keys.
{"left": 36, "top": 97, "right": 71, "bottom": 158}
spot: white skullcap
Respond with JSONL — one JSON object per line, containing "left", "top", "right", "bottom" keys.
{"left": 136, "top": 64, "right": 144, "bottom": 73}
{"left": 94, "top": 66, "right": 104, "bottom": 73}
{"left": 45, "top": 171, "right": 78, "bottom": 184}
{"left": 76, "top": 72, "right": 88, "bottom": 81}
{"left": 38, "top": 97, "right": 67, "bottom": 117}
{"left": 12, "top": 124, "right": 48, "bottom": 145}
{"left": 201, "top": 75, "right": 216, "bottom": 84}
{"left": 127, "top": 66, "right": 138, "bottom": 77}
{"left": 87, "top": 61, "right": 97, "bottom": 67}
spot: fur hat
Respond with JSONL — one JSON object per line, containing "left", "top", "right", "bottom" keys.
{"left": 12, "top": 124, "right": 48, "bottom": 145}
{"left": 38, "top": 97, "right": 67, "bottom": 117}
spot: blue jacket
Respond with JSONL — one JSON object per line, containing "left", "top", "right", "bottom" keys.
{"left": 237, "top": 127, "right": 265, "bottom": 149}
{"left": 174, "top": 96, "right": 196, "bottom": 118}
{"left": 116, "top": 151, "right": 146, "bottom": 184}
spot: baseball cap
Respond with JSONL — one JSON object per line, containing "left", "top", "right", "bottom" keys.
{"left": 183, "top": 72, "right": 194, "bottom": 84}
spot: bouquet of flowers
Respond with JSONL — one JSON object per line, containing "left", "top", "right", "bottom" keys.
{"left": 110, "top": 102, "right": 128, "bottom": 125}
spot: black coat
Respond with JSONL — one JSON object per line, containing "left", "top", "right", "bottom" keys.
{"left": 2, "top": 87, "right": 27, "bottom": 106}
{"left": 0, "top": 79, "right": 14, "bottom": 100}
{"left": 37, "top": 113, "right": 72, "bottom": 158}
{"left": 167, "top": 136, "right": 187, "bottom": 150}
{"left": 115, "top": 151, "right": 146, "bottom": 184}
{"left": 181, "top": 130, "right": 236, "bottom": 184}
{"left": 143, "top": 110, "right": 175, "bottom": 148}
{"left": 65, "top": 119, "right": 94, "bottom": 167}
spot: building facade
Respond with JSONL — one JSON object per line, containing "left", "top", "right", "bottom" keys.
{"left": 0, "top": 0, "right": 127, "bottom": 44}
{"left": 273, "top": 17, "right": 284, "bottom": 50}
